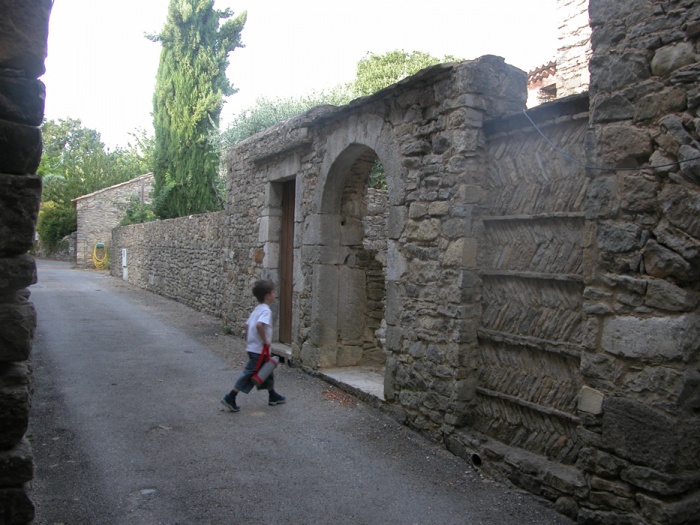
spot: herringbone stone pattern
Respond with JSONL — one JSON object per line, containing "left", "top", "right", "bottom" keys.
{"left": 472, "top": 389, "right": 581, "bottom": 464}
{"left": 479, "top": 217, "right": 584, "bottom": 275}
{"left": 474, "top": 117, "right": 587, "bottom": 461}
{"left": 484, "top": 121, "right": 588, "bottom": 215}
{"left": 481, "top": 277, "right": 584, "bottom": 342}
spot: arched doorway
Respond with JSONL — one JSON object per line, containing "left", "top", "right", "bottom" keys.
{"left": 313, "top": 143, "right": 388, "bottom": 369}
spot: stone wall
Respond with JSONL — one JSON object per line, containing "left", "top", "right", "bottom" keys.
{"left": 108, "top": 3, "right": 700, "bottom": 519}
{"left": 0, "top": 1, "right": 52, "bottom": 523}
{"left": 443, "top": 94, "right": 591, "bottom": 513}
{"left": 74, "top": 173, "right": 153, "bottom": 267}
{"left": 111, "top": 211, "right": 226, "bottom": 317}
{"left": 556, "top": 0, "right": 592, "bottom": 97}
{"left": 578, "top": 1, "right": 700, "bottom": 523}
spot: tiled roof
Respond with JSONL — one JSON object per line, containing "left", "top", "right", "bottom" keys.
{"left": 527, "top": 61, "right": 557, "bottom": 86}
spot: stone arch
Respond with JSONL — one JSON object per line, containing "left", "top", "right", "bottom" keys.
{"left": 303, "top": 113, "right": 406, "bottom": 370}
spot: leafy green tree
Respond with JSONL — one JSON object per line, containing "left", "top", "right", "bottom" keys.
{"left": 119, "top": 195, "right": 157, "bottom": 226}
{"left": 216, "top": 87, "right": 352, "bottom": 151}
{"left": 36, "top": 201, "right": 77, "bottom": 251}
{"left": 38, "top": 118, "right": 154, "bottom": 205}
{"left": 352, "top": 50, "right": 459, "bottom": 97}
{"left": 37, "top": 118, "right": 154, "bottom": 249}
{"left": 150, "top": 0, "right": 246, "bottom": 219}
{"left": 216, "top": 50, "right": 456, "bottom": 191}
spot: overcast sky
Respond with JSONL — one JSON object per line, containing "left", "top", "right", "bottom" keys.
{"left": 42, "top": 0, "right": 559, "bottom": 149}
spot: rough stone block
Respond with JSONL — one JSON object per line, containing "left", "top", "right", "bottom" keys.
{"left": 634, "top": 87, "right": 687, "bottom": 122}
{"left": 660, "top": 184, "right": 700, "bottom": 240}
{"left": 337, "top": 266, "right": 366, "bottom": 340}
{"left": 0, "top": 487, "right": 34, "bottom": 524}
{"left": 584, "top": 175, "right": 619, "bottom": 219}
{"left": 0, "top": 439, "right": 33, "bottom": 486}
{"left": 310, "top": 264, "right": 338, "bottom": 347}
{"left": 339, "top": 218, "right": 363, "bottom": 246}
{"left": 0, "top": 120, "right": 41, "bottom": 175}
{"left": 600, "top": 124, "right": 653, "bottom": 167}
{"left": 384, "top": 281, "right": 400, "bottom": 326}
{"left": 385, "top": 325, "right": 402, "bottom": 352}
{"left": 0, "top": 77, "right": 45, "bottom": 126}
{"left": 387, "top": 206, "right": 406, "bottom": 239}
{"left": 643, "top": 240, "right": 696, "bottom": 281}
{"left": 0, "top": 300, "right": 36, "bottom": 362}
{"left": 591, "top": 94, "right": 635, "bottom": 123}
{"left": 0, "top": 384, "right": 29, "bottom": 449}
{"left": 654, "top": 223, "right": 700, "bottom": 264}
{"left": 637, "top": 490, "right": 700, "bottom": 525}
{"left": 578, "top": 386, "right": 604, "bottom": 415}
{"left": 621, "top": 465, "right": 700, "bottom": 497}
{"left": 0, "top": 255, "right": 36, "bottom": 293}
{"left": 336, "top": 345, "right": 362, "bottom": 366}
{"left": 651, "top": 42, "right": 696, "bottom": 77}
{"left": 386, "top": 241, "right": 407, "bottom": 281}
{"left": 601, "top": 314, "right": 700, "bottom": 362}
{"left": 405, "top": 218, "right": 441, "bottom": 241}
{"left": 0, "top": 174, "right": 41, "bottom": 255}
{"left": 644, "top": 278, "right": 698, "bottom": 312}
{"left": 602, "top": 397, "right": 679, "bottom": 471}
{"left": 0, "top": 0, "right": 51, "bottom": 78}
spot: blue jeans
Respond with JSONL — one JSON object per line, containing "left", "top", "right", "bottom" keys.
{"left": 234, "top": 352, "right": 274, "bottom": 394}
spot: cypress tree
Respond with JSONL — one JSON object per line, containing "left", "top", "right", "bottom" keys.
{"left": 150, "top": 0, "right": 245, "bottom": 218}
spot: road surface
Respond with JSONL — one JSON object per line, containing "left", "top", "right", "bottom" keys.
{"left": 28, "top": 259, "right": 572, "bottom": 525}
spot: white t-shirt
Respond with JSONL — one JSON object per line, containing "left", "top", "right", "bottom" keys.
{"left": 245, "top": 303, "right": 272, "bottom": 355}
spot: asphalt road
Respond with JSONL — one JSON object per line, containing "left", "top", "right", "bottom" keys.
{"left": 28, "top": 259, "right": 573, "bottom": 525}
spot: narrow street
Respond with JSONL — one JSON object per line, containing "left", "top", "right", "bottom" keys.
{"left": 28, "top": 260, "right": 572, "bottom": 525}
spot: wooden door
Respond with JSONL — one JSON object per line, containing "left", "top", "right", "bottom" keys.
{"left": 279, "top": 180, "right": 295, "bottom": 344}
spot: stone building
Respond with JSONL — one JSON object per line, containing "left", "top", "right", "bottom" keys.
{"left": 527, "top": 0, "right": 591, "bottom": 106}
{"left": 0, "top": 1, "right": 52, "bottom": 523}
{"left": 112, "top": 1, "right": 700, "bottom": 522}
{"left": 73, "top": 173, "right": 154, "bottom": 267}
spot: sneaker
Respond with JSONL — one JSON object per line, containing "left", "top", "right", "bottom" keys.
{"left": 268, "top": 392, "right": 286, "bottom": 406}
{"left": 221, "top": 394, "right": 240, "bottom": 412}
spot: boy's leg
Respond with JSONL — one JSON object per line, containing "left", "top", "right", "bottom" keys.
{"left": 221, "top": 390, "right": 239, "bottom": 412}
{"left": 221, "top": 353, "right": 260, "bottom": 412}
{"left": 268, "top": 376, "right": 286, "bottom": 405}
{"left": 233, "top": 353, "right": 262, "bottom": 393}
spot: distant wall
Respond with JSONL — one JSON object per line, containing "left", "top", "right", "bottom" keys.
{"left": 111, "top": 211, "right": 225, "bottom": 317}
{"left": 74, "top": 173, "right": 153, "bottom": 267}
{"left": 556, "top": 0, "right": 591, "bottom": 97}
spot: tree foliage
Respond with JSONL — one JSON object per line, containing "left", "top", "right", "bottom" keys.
{"left": 38, "top": 118, "right": 153, "bottom": 205}
{"left": 352, "top": 50, "right": 459, "bottom": 97}
{"left": 216, "top": 87, "right": 352, "bottom": 151}
{"left": 150, "top": 0, "right": 246, "bottom": 219}
{"left": 36, "top": 118, "right": 154, "bottom": 249}
{"left": 119, "top": 195, "right": 157, "bottom": 226}
{"left": 36, "top": 201, "right": 77, "bottom": 251}
{"left": 215, "top": 49, "right": 457, "bottom": 192}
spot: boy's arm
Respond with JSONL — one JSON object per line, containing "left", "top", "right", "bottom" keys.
{"left": 256, "top": 321, "right": 270, "bottom": 346}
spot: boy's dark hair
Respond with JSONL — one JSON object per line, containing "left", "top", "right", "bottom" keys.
{"left": 252, "top": 279, "right": 275, "bottom": 303}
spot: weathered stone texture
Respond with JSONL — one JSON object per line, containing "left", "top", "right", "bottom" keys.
{"left": 556, "top": 0, "right": 592, "bottom": 97}
{"left": 0, "top": 176, "right": 41, "bottom": 256}
{"left": 112, "top": 211, "right": 226, "bottom": 318}
{"left": 582, "top": 0, "right": 700, "bottom": 522}
{"left": 0, "top": 1, "right": 50, "bottom": 522}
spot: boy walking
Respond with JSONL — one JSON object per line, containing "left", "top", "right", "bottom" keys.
{"left": 222, "top": 279, "right": 286, "bottom": 412}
